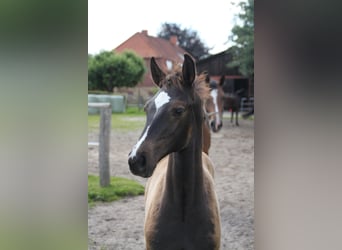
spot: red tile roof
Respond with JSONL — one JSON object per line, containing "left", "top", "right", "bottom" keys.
{"left": 114, "top": 30, "right": 189, "bottom": 63}
{"left": 113, "top": 30, "right": 195, "bottom": 87}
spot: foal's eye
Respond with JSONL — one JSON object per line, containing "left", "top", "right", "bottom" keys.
{"left": 173, "top": 107, "right": 185, "bottom": 116}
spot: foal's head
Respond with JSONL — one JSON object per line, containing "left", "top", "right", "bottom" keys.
{"left": 205, "top": 79, "right": 224, "bottom": 132}
{"left": 128, "top": 54, "right": 208, "bottom": 178}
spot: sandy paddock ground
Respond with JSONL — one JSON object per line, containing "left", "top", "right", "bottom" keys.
{"left": 88, "top": 113, "right": 254, "bottom": 250}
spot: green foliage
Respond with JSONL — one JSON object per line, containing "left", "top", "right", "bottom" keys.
{"left": 88, "top": 50, "right": 146, "bottom": 92}
{"left": 228, "top": 0, "right": 254, "bottom": 79}
{"left": 157, "top": 23, "right": 211, "bottom": 60}
{"left": 88, "top": 54, "right": 97, "bottom": 90}
{"left": 88, "top": 175, "right": 144, "bottom": 205}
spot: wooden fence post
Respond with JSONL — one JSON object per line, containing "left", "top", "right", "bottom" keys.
{"left": 99, "top": 105, "right": 111, "bottom": 187}
{"left": 88, "top": 102, "right": 112, "bottom": 187}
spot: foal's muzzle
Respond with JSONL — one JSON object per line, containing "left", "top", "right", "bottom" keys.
{"left": 210, "top": 121, "right": 223, "bottom": 132}
{"left": 128, "top": 153, "right": 148, "bottom": 177}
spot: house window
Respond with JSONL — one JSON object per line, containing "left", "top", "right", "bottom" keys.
{"left": 166, "top": 60, "right": 173, "bottom": 70}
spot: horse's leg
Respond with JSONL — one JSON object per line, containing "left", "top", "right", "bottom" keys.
{"left": 230, "top": 109, "right": 233, "bottom": 123}
{"left": 236, "top": 110, "right": 239, "bottom": 126}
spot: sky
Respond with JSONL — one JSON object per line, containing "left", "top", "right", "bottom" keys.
{"left": 88, "top": 0, "right": 245, "bottom": 55}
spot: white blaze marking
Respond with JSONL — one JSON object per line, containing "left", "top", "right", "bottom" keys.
{"left": 154, "top": 91, "right": 171, "bottom": 111}
{"left": 129, "top": 126, "right": 150, "bottom": 159}
{"left": 211, "top": 89, "right": 221, "bottom": 126}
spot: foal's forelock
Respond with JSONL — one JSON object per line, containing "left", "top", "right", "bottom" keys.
{"left": 159, "top": 71, "right": 209, "bottom": 101}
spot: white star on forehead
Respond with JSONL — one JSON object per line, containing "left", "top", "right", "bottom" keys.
{"left": 154, "top": 91, "right": 171, "bottom": 111}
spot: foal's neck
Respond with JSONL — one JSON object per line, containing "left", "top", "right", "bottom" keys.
{"left": 166, "top": 103, "right": 205, "bottom": 205}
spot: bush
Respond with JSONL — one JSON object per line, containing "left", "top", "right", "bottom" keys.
{"left": 88, "top": 50, "right": 146, "bottom": 92}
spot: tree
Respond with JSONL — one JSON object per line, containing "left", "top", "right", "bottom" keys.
{"left": 228, "top": 0, "right": 254, "bottom": 79}
{"left": 88, "top": 54, "right": 97, "bottom": 90}
{"left": 88, "top": 50, "right": 146, "bottom": 92}
{"left": 157, "top": 23, "right": 211, "bottom": 60}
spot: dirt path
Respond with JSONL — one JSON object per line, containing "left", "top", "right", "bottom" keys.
{"left": 88, "top": 114, "right": 254, "bottom": 250}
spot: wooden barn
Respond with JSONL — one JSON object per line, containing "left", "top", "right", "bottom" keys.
{"left": 196, "top": 50, "right": 254, "bottom": 98}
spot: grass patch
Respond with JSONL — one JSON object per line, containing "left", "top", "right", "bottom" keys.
{"left": 125, "top": 106, "right": 145, "bottom": 115}
{"left": 88, "top": 107, "right": 146, "bottom": 132}
{"left": 88, "top": 175, "right": 144, "bottom": 206}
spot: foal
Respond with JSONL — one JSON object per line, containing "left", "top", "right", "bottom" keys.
{"left": 128, "top": 54, "right": 221, "bottom": 250}
{"left": 205, "top": 79, "right": 224, "bottom": 132}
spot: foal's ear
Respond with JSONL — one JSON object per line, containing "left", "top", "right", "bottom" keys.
{"left": 182, "top": 54, "right": 196, "bottom": 87}
{"left": 150, "top": 57, "right": 166, "bottom": 87}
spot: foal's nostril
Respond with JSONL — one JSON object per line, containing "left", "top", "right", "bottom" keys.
{"left": 128, "top": 156, "right": 136, "bottom": 166}
{"left": 137, "top": 154, "right": 146, "bottom": 167}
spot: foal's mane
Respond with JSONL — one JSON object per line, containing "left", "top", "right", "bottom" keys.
{"left": 163, "top": 65, "right": 210, "bottom": 102}
{"left": 194, "top": 73, "right": 211, "bottom": 101}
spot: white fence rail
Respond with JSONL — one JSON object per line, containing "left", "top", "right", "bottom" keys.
{"left": 88, "top": 102, "right": 112, "bottom": 187}
{"left": 240, "top": 97, "right": 254, "bottom": 112}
